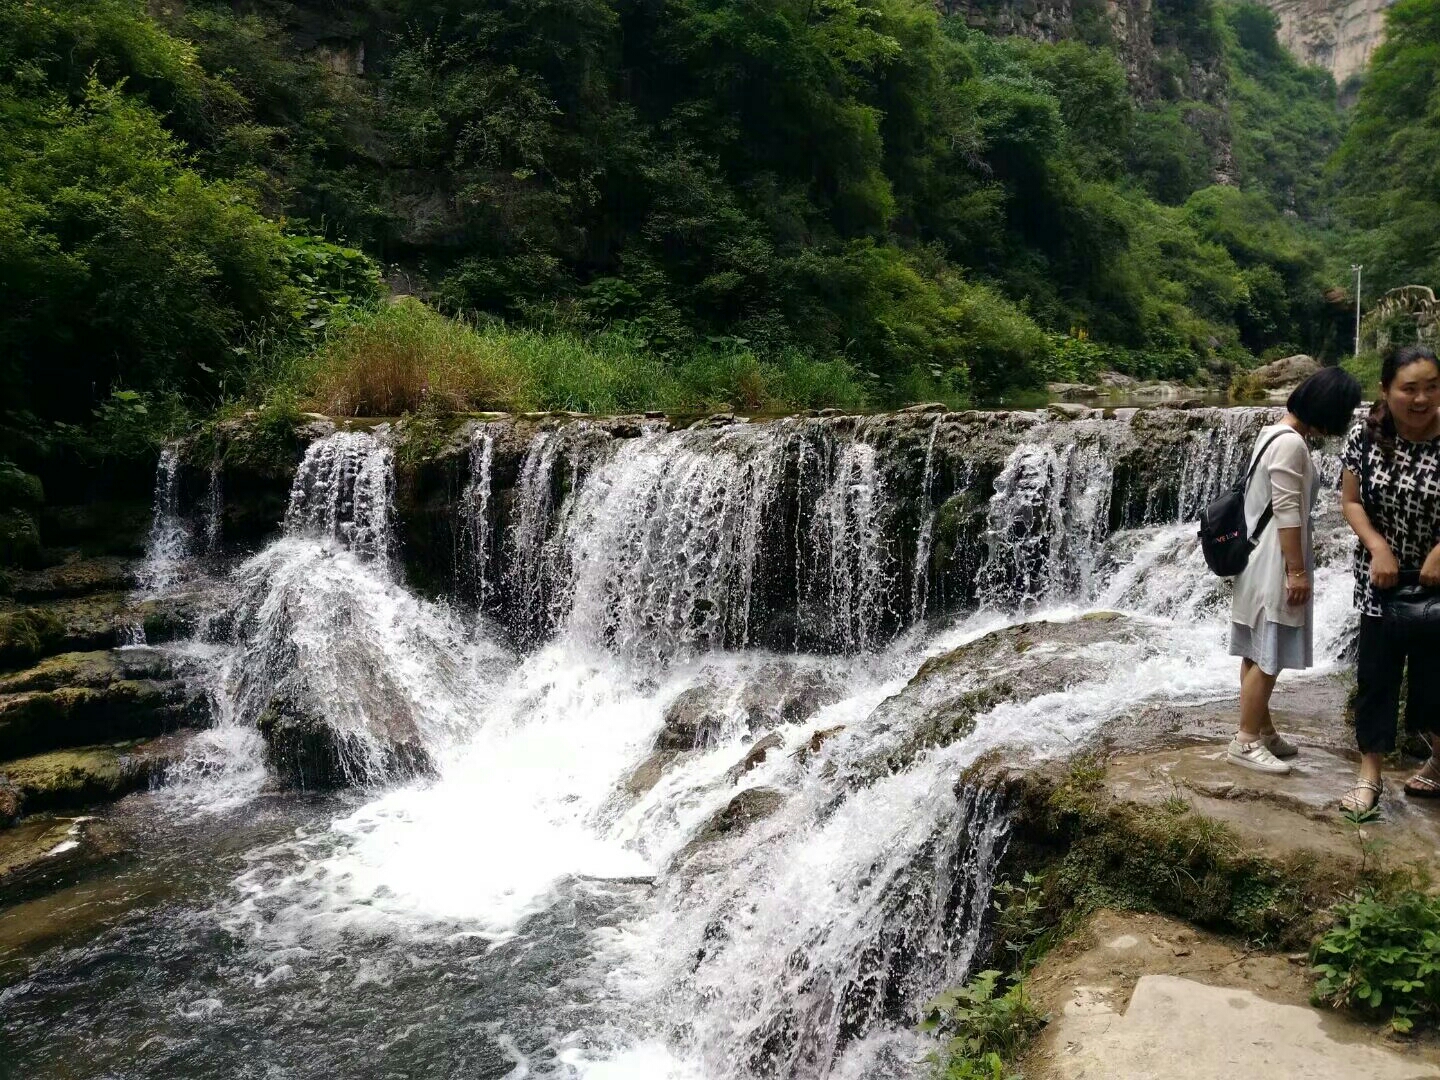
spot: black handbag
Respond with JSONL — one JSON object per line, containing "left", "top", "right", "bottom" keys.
{"left": 1380, "top": 571, "right": 1440, "bottom": 628}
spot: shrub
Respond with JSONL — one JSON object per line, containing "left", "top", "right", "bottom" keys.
{"left": 285, "top": 299, "right": 872, "bottom": 416}
{"left": 1311, "top": 888, "right": 1440, "bottom": 1033}
{"left": 300, "top": 299, "right": 533, "bottom": 415}
{"left": 922, "top": 969, "right": 1046, "bottom": 1075}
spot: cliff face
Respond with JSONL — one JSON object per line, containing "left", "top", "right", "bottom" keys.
{"left": 1256, "top": 0, "right": 1388, "bottom": 87}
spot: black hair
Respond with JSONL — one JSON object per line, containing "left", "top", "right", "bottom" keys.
{"left": 1286, "top": 365, "right": 1362, "bottom": 437}
{"left": 1365, "top": 344, "right": 1440, "bottom": 453}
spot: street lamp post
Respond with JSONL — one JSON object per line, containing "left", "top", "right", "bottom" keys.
{"left": 1351, "top": 264, "right": 1363, "bottom": 356}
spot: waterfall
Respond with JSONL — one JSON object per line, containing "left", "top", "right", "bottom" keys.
{"left": 206, "top": 430, "right": 507, "bottom": 788}
{"left": 977, "top": 429, "right": 1114, "bottom": 609}
{"left": 1176, "top": 407, "right": 1277, "bottom": 520}
{"left": 284, "top": 429, "right": 394, "bottom": 566}
{"left": 801, "top": 433, "right": 896, "bottom": 653}
{"left": 136, "top": 443, "right": 193, "bottom": 595}
{"left": 17, "top": 407, "right": 1370, "bottom": 1080}
{"left": 557, "top": 424, "right": 790, "bottom": 660}
{"left": 204, "top": 457, "right": 224, "bottom": 554}
{"left": 459, "top": 425, "right": 496, "bottom": 606}
{"left": 909, "top": 418, "right": 942, "bottom": 624}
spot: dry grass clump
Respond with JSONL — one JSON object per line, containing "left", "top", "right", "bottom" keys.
{"left": 287, "top": 295, "right": 869, "bottom": 417}
{"left": 305, "top": 298, "right": 532, "bottom": 416}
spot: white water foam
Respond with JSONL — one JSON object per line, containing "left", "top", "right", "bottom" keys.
{"left": 150, "top": 411, "right": 1361, "bottom": 1079}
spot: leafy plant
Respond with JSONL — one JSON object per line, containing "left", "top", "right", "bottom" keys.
{"left": 1312, "top": 888, "right": 1440, "bottom": 1033}
{"left": 922, "top": 969, "right": 1047, "bottom": 1066}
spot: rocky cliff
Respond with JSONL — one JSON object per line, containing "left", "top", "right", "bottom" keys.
{"left": 1256, "top": 0, "right": 1389, "bottom": 87}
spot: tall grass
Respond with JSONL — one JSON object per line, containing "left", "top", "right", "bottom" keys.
{"left": 271, "top": 298, "right": 871, "bottom": 416}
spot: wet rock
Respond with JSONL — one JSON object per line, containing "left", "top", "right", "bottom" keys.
{"left": 1, "top": 556, "right": 134, "bottom": 601}
{"left": 624, "top": 749, "right": 681, "bottom": 797}
{"left": 681, "top": 787, "right": 787, "bottom": 859}
{"left": 739, "top": 663, "right": 843, "bottom": 733}
{"left": 0, "top": 591, "right": 203, "bottom": 670}
{"left": 901, "top": 402, "right": 950, "bottom": 413}
{"left": 726, "top": 732, "right": 784, "bottom": 783}
{"left": 0, "top": 814, "right": 121, "bottom": 900}
{"left": 657, "top": 686, "right": 727, "bottom": 751}
{"left": 792, "top": 725, "right": 845, "bottom": 765}
{"left": 0, "top": 678, "right": 205, "bottom": 760}
{"left": 0, "top": 736, "right": 186, "bottom": 817}
{"left": 0, "top": 647, "right": 175, "bottom": 695}
{"left": 1048, "top": 403, "right": 1093, "bottom": 420}
{"left": 852, "top": 616, "right": 1149, "bottom": 779}
{"left": 256, "top": 694, "right": 429, "bottom": 789}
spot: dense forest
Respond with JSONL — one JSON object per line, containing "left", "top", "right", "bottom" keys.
{"left": 1, "top": 0, "right": 1437, "bottom": 451}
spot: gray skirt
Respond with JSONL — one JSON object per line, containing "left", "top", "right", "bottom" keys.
{"left": 1229, "top": 619, "right": 1313, "bottom": 675}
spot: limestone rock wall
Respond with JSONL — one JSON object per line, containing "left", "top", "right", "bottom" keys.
{"left": 1257, "top": 0, "right": 1389, "bottom": 88}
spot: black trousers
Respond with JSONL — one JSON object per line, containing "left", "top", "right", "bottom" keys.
{"left": 1354, "top": 614, "right": 1440, "bottom": 754}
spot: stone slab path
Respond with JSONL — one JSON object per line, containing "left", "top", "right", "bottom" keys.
{"left": 1022, "top": 910, "right": 1440, "bottom": 1079}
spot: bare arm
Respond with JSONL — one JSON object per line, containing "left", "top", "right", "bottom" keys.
{"left": 1275, "top": 526, "right": 1307, "bottom": 606}
{"left": 1341, "top": 468, "right": 1400, "bottom": 588}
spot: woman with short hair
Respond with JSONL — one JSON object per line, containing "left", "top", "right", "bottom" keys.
{"left": 1228, "top": 367, "right": 1362, "bottom": 775}
{"left": 1338, "top": 345, "right": 1440, "bottom": 813}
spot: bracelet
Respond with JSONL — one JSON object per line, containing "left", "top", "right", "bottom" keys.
{"left": 1286, "top": 568, "right": 1308, "bottom": 578}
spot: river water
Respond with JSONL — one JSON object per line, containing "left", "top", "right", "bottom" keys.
{"left": 0, "top": 409, "right": 1357, "bottom": 1080}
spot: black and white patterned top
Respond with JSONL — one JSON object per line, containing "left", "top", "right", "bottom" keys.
{"left": 1339, "top": 421, "right": 1440, "bottom": 615}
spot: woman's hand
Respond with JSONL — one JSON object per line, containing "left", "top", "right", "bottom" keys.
{"left": 1370, "top": 543, "right": 1401, "bottom": 589}
{"left": 1420, "top": 545, "right": 1440, "bottom": 587}
{"left": 1286, "top": 568, "right": 1311, "bottom": 608}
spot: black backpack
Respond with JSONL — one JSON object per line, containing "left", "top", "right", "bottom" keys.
{"left": 1198, "top": 430, "right": 1293, "bottom": 577}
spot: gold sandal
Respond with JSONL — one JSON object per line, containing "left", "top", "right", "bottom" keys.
{"left": 1340, "top": 777, "right": 1383, "bottom": 814}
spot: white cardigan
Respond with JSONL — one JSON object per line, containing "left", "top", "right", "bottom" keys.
{"left": 1231, "top": 425, "right": 1315, "bottom": 630}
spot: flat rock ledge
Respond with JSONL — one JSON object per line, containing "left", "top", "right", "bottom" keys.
{"left": 1019, "top": 909, "right": 1440, "bottom": 1079}
{"left": 977, "top": 672, "right": 1440, "bottom": 1077}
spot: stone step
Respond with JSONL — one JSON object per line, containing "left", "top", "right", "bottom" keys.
{"left": 0, "top": 734, "right": 191, "bottom": 823}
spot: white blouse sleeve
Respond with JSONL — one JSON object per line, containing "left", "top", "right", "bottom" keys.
{"left": 1267, "top": 436, "right": 1307, "bottom": 529}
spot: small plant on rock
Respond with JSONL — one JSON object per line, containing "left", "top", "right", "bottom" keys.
{"left": 922, "top": 969, "right": 1046, "bottom": 1077}
{"left": 1311, "top": 887, "right": 1440, "bottom": 1033}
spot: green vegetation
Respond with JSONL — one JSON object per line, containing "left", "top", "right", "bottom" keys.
{"left": 1312, "top": 887, "right": 1440, "bottom": 1033}
{"left": 0, "top": 0, "right": 1373, "bottom": 464}
{"left": 268, "top": 298, "right": 870, "bottom": 415}
{"left": 922, "top": 968, "right": 1047, "bottom": 1080}
{"left": 1332, "top": 0, "right": 1440, "bottom": 295}
{"left": 0, "top": 0, "right": 1434, "bottom": 498}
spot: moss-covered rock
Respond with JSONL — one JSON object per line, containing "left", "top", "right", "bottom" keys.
{"left": 1, "top": 737, "right": 183, "bottom": 817}
{"left": 0, "top": 509, "right": 42, "bottom": 568}
{"left": 1, "top": 556, "right": 134, "bottom": 601}
{"left": 0, "top": 648, "right": 174, "bottom": 695}
{"left": 0, "top": 678, "right": 205, "bottom": 760}
{"left": 256, "top": 693, "right": 429, "bottom": 789}
{"left": 985, "top": 759, "right": 1362, "bottom": 953}
{"left": 0, "top": 591, "right": 201, "bottom": 671}
{"left": 0, "top": 462, "right": 44, "bottom": 509}
{"left": 34, "top": 502, "right": 151, "bottom": 557}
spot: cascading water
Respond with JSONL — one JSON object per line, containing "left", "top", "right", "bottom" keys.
{"left": 910, "top": 417, "right": 943, "bottom": 624}
{"left": 460, "top": 424, "right": 497, "bottom": 606}
{"left": 4, "top": 407, "right": 1364, "bottom": 1080}
{"left": 284, "top": 428, "right": 395, "bottom": 566}
{"left": 136, "top": 443, "right": 193, "bottom": 596}
{"left": 203, "top": 429, "right": 510, "bottom": 792}
{"left": 977, "top": 426, "right": 1114, "bottom": 608}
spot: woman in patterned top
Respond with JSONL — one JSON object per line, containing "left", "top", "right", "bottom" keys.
{"left": 1338, "top": 344, "right": 1440, "bottom": 813}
